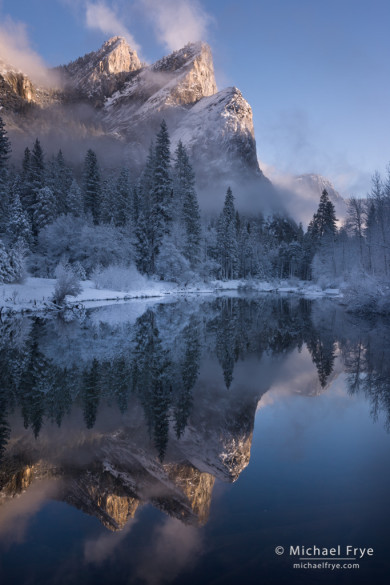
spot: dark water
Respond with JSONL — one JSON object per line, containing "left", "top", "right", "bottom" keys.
{"left": 0, "top": 296, "right": 390, "bottom": 585}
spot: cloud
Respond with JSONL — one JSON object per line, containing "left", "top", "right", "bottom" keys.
{"left": 135, "top": 517, "right": 202, "bottom": 585}
{"left": 84, "top": 518, "right": 137, "bottom": 564}
{"left": 140, "top": 0, "right": 213, "bottom": 52}
{"left": 0, "top": 16, "right": 56, "bottom": 86}
{"left": 85, "top": 1, "right": 141, "bottom": 52}
{"left": 0, "top": 480, "right": 58, "bottom": 547}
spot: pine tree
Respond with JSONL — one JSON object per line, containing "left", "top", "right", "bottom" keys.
{"left": 0, "top": 240, "right": 13, "bottom": 283}
{"left": 0, "top": 116, "right": 11, "bottom": 232}
{"left": 6, "top": 190, "right": 32, "bottom": 246}
{"left": 33, "top": 186, "right": 57, "bottom": 232}
{"left": 308, "top": 189, "right": 337, "bottom": 241}
{"left": 0, "top": 115, "right": 11, "bottom": 192}
{"left": 99, "top": 175, "right": 116, "bottom": 224}
{"left": 147, "top": 120, "right": 173, "bottom": 271}
{"left": 30, "top": 139, "right": 45, "bottom": 193}
{"left": 47, "top": 150, "right": 73, "bottom": 215}
{"left": 115, "top": 167, "right": 132, "bottom": 226}
{"left": 20, "top": 147, "right": 33, "bottom": 211}
{"left": 217, "top": 187, "right": 239, "bottom": 279}
{"left": 66, "top": 179, "right": 83, "bottom": 217}
{"left": 83, "top": 149, "right": 101, "bottom": 224}
{"left": 173, "top": 141, "right": 201, "bottom": 267}
{"left": 135, "top": 143, "right": 158, "bottom": 274}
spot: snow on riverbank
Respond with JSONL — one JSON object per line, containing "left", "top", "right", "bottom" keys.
{"left": 0, "top": 277, "right": 342, "bottom": 315}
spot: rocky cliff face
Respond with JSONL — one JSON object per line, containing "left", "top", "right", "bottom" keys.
{"left": 56, "top": 36, "right": 141, "bottom": 105}
{"left": 0, "top": 37, "right": 269, "bottom": 202}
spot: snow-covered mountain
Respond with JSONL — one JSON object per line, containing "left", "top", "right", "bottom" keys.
{"left": 0, "top": 37, "right": 271, "bottom": 209}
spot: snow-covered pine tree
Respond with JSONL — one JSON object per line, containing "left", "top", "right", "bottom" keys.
{"left": 0, "top": 240, "right": 13, "bottom": 283}
{"left": 217, "top": 187, "right": 239, "bottom": 279}
{"left": 66, "top": 179, "right": 83, "bottom": 217}
{"left": 173, "top": 140, "right": 201, "bottom": 267}
{"left": 33, "top": 186, "right": 58, "bottom": 232}
{"left": 30, "top": 139, "right": 45, "bottom": 193}
{"left": 115, "top": 167, "right": 133, "bottom": 226}
{"left": 0, "top": 115, "right": 11, "bottom": 233}
{"left": 135, "top": 142, "right": 157, "bottom": 274}
{"left": 308, "top": 189, "right": 337, "bottom": 241}
{"left": 151, "top": 120, "right": 172, "bottom": 240}
{"left": 83, "top": 149, "right": 101, "bottom": 224}
{"left": 0, "top": 115, "right": 11, "bottom": 191}
{"left": 6, "top": 190, "right": 32, "bottom": 246}
{"left": 20, "top": 147, "right": 33, "bottom": 211}
{"left": 47, "top": 150, "right": 73, "bottom": 215}
{"left": 99, "top": 175, "right": 116, "bottom": 224}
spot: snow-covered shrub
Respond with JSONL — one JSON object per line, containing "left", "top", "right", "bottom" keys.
{"left": 155, "top": 238, "right": 194, "bottom": 283}
{"left": 35, "top": 215, "right": 133, "bottom": 276}
{"left": 51, "top": 263, "right": 82, "bottom": 305}
{"left": 72, "top": 261, "right": 87, "bottom": 281}
{"left": 92, "top": 264, "right": 149, "bottom": 292}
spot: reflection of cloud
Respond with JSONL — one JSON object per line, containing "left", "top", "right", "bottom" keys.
{"left": 0, "top": 480, "right": 58, "bottom": 547}
{"left": 84, "top": 518, "right": 137, "bottom": 564}
{"left": 135, "top": 517, "right": 202, "bottom": 585}
{"left": 257, "top": 346, "right": 342, "bottom": 412}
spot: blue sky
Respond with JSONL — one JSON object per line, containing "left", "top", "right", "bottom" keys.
{"left": 0, "top": 0, "right": 389, "bottom": 196}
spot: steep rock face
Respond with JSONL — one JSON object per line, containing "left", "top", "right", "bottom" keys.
{"left": 56, "top": 37, "right": 141, "bottom": 104}
{"left": 0, "top": 58, "right": 37, "bottom": 110}
{"left": 0, "top": 37, "right": 270, "bottom": 202}
{"left": 103, "top": 41, "right": 264, "bottom": 184}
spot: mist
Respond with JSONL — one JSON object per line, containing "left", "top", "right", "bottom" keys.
{"left": 0, "top": 16, "right": 60, "bottom": 87}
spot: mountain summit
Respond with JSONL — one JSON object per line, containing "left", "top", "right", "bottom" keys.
{"left": 56, "top": 36, "right": 142, "bottom": 103}
{"left": 0, "top": 38, "right": 271, "bottom": 208}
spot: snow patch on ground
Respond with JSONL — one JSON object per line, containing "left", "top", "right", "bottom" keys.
{"left": 0, "top": 277, "right": 342, "bottom": 315}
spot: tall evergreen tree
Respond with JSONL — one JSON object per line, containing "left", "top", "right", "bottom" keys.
{"left": 173, "top": 141, "right": 201, "bottom": 267}
{"left": 66, "top": 179, "right": 83, "bottom": 217}
{"left": 308, "top": 189, "right": 337, "bottom": 241}
{"left": 145, "top": 120, "right": 172, "bottom": 272}
{"left": 135, "top": 144, "right": 155, "bottom": 274}
{"left": 83, "top": 149, "right": 101, "bottom": 224}
{"left": 0, "top": 115, "right": 11, "bottom": 232}
{"left": 115, "top": 167, "right": 133, "bottom": 226}
{"left": 6, "top": 190, "right": 32, "bottom": 246}
{"left": 217, "top": 187, "right": 239, "bottom": 279}
{"left": 33, "top": 186, "right": 58, "bottom": 232}
{"left": 47, "top": 150, "right": 73, "bottom": 215}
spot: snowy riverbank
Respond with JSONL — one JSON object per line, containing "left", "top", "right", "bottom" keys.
{"left": 0, "top": 277, "right": 342, "bottom": 315}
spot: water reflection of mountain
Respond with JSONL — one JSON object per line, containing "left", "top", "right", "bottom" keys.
{"left": 0, "top": 297, "right": 389, "bottom": 530}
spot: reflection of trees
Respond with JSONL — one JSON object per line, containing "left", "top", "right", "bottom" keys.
{"left": 133, "top": 310, "right": 172, "bottom": 461}
{"left": 216, "top": 298, "right": 240, "bottom": 389}
{"left": 0, "top": 390, "right": 10, "bottom": 463}
{"left": 82, "top": 359, "right": 101, "bottom": 429}
{"left": 1, "top": 297, "right": 390, "bottom": 459}
{"left": 174, "top": 315, "right": 201, "bottom": 438}
{"left": 343, "top": 331, "right": 390, "bottom": 430}
{"left": 305, "top": 335, "right": 336, "bottom": 388}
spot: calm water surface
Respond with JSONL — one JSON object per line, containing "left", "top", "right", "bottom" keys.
{"left": 0, "top": 296, "right": 389, "bottom": 585}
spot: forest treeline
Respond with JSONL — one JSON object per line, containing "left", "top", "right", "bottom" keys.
{"left": 1, "top": 115, "right": 390, "bottom": 309}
